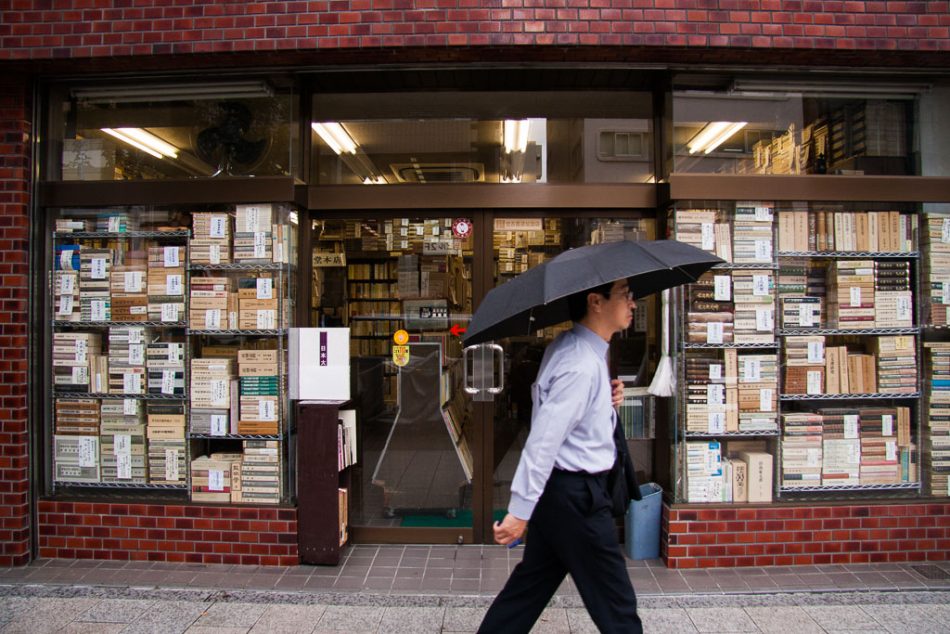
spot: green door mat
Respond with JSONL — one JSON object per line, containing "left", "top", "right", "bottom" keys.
{"left": 400, "top": 509, "right": 507, "bottom": 527}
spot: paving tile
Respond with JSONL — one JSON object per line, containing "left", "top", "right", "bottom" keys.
{"left": 802, "top": 605, "right": 882, "bottom": 631}
{"left": 59, "top": 624, "right": 126, "bottom": 634}
{"left": 523, "top": 608, "right": 570, "bottom": 634}
{"left": 78, "top": 600, "right": 155, "bottom": 624}
{"left": 744, "top": 606, "right": 823, "bottom": 634}
{"left": 442, "top": 607, "right": 486, "bottom": 632}
{"left": 314, "top": 606, "right": 384, "bottom": 632}
{"left": 687, "top": 607, "right": 758, "bottom": 632}
{"left": 858, "top": 603, "right": 946, "bottom": 633}
{"left": 377, "top": 607, "right": 444, "bottom": 633}
{"left": 182, "top": 628, "right": 250, "bottom": 634}
{"left": 638, "top": 608, "right": 697, "bottom": 633}
{"left": 192, "top": 602, "right": 266, "bottom": 627}
{"left": 118, "top": 600, "right": 209, "bottom": 634}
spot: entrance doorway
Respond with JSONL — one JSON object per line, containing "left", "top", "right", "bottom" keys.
{"left": 307, "top": 210, "right": 657, "bottom": 543}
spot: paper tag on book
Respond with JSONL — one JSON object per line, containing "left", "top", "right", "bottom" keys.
{"left": 210, "top": 379, "right": 228, "bottom": 407}
{"left": 754, "top": 239, "right": 772, "bottom": 261}
{"left": 57, "top": 294, "right": 74, "bottom": 316}
{"left": 165, "top": 449, "right": 180, "bottom": 481}
{"left": 844, "top": 414, "right": 859, "bottom": 439}
{"left": 759, "top": 388, "right": 773, "bottom": 412}
{"left": 72, "top": 366, "right": 88, "bottom": 385}
{"left": 74, "top": 338, "right": 88, "bottom": 363}
{"left": 116, "top": 453, "right": 131, "bottom": 480}
{"left": 806, "top": 370, "right": 822, "bottom": 394}
{"left": 743, "top": 358, "right": 761, "bottom": 382}
{"left": 256, "top": 309, "right": 276, "bottom": 330}
{"left": 882, "top": 414, "right": 893, "bottom": 436}
{"left": 714, "top": 275, "right": 731, "bottom": 301}
{"left": 59, "top": 250, "right": 74, "bottom": 271}
{"left": 943, "top": 218, "right": 950, "bottom": 243}
{"left": 123, "top": 372, "right": 141, "bottom": 394}
{"left": 60, "top": 273, "right": 75, "bottom": 294}
{"left": 706, "top": 322, "right": 724, "bottom": 344}
{"left": 108, "top": 216, "right": 122, "bottom": 233}
{"left": 807, "top": 340, "right": 824, "bottom": 363}
{"left": 943, "top": 281, "right": 950, "bottom": 305}
{"left": 896, "top": 296, "right": 911, "bottom": 321}
{"left": 163, "top": 247, "right": 179, "bottom": 268}
{"left": 209, "top": 244, "right": 221, "bottom": 265}
{"left": 114, "top": 434, "right": 131, "bottom": 456}
{"left": 886, "top": 441, "right": 897, "bottom": 462}
{"left": 709, "top": 363, "right": 722, "bottom": 381}
{"left": 123, "top": 399, "right": 138, "bottom": 415}
{"left": 128, "top": 343, "right": 144, "bottom": 366}
{"left": 208, "top": 469, "right": 224, "bottom": 492}
{"left": 245, "top": 207, "right": 261, "bottom": 232}
{"left": 161, "top": 303, "right": 179, "bottom": 323}
{"left": 161, "top": 369, "right": 176, "bottom": 395}
{"left": 259, "top": 399, "right": 276, "bottom": 421}
{"left": 850, "top": 287, "right": 862, "bottom": 307}
{"left": 90, "top": 299, "right": 107, "bottom": 321}
{"left": 755, "top": 206, "right": 773, "bottom": 222}
{"left": 210, "top": 414, "right": 227, "bottom": 436}
{"left": 254, "top": 232, "right": 267, "bottom": 258}
{"left": 210, "top": 215, "right": 227, "bottom": 238}
{"left": 90, "top": 258, "right": 107, "bottom": 279}
{"left": 756, "top": 307, "right": 774, "bottom": 331}
{"left": 256, "top": 278, "right": 273, "bottom": 299}
{"left": 752, "top": 274, "right": 770, "bottom": 296}
{"left": 204, "top": 309, "right": 221, "bottom": 330}
{"left": 799, "top": 303, "right": 815, "bottom": 327}
{"left": 166, "top": 274, "right": 182, "bottom": 296}
{"left": 708, "top": 412, "right": 726, "bottom": 434}
{"left": 707, "top": 384, "right": 725, "bottom": 405}
{"left": 128, "top": 328, "right": 143, "bottom": 344}
{"left": 78, "top": 437, "right": 96, "bottom": 468}
{"left": 701, "top": 223, "right": 715, "bottom": 251}
{"left": 123, "top": 271, "right": 144, "bottom": 293}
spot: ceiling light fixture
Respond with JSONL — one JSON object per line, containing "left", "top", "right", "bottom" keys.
{"left": 731, "top": 79, "right": 929, "bottom": 97}
{"left": 101, "top": 128, "right": 179, "bottom": 158}
{"left": 687, "top": 121, "right": 747, "bottom": 154}
{"left": 504, "top": 120, "right": 530, "bottom": 154}
{"left": 311, "top": 122, "right": 358, "bottom": 155}
{"left": 74, "top": 81, "right": 274, "bottom": 103}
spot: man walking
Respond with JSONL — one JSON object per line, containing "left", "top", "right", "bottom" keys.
{"left": 478, "top": 278, "right": 643, "bottom": 634}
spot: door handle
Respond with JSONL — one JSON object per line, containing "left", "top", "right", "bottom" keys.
{"left": 486, "top": 344, "right": 504, "bottom": 394}
{"left": 463, "top": 343, "right": 505, "bottom": 397}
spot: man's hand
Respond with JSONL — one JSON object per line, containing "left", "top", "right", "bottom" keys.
{"left": 611, "top": 378, "right": 624, "bottom": 409}
{"left": 493, "top": 513, "right": 528, "bottom": 545}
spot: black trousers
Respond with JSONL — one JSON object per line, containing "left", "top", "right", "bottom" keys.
{"left": 478, "top": 469, "right": 642, "bottom": 634}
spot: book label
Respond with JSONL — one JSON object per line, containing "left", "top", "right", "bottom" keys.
{"left": 257, "top": 278, "right": 273, "bottom": 300}
{"left": 211, "top": 414, "right": 227, "bottom": 436}
{"left": 882, "top": 414, "right": 893, "bottom": 436}
{"left": 709, "top": 363, "right": 722, "bottom": 380}
{"left": 208, "top": 469, "right": 224, "bottom": 492}
{"left": 210, "top": 216, "right": 227, "bottom": 238}
{"left": 163, "top": 246, "right": 180, "bottom": 267}
{"left": 209, "top": 244, "right": 221, "bottom": 265}
{"left": 753, "top": 274, "right": 770, "bottom": 296}
{"left": 90, "top": 258, "right": 107, "bottom": 279}
{"left": 714, "top": 275, "right": 731, "bottom": 301}
{"left": 78, "top": 437, "right": 96, "bottom": 467}
{"left": 807, "top": 341, "right": 824, "bottom": 363}
{"left": 844, "top": 414, "right": 859, "bottom": 439}
{"left": 708, "top": 412, "right": 725, "bottom": 434}
{"left": 701, "top": 223, "right": 714, "bottom": 250}
{"left": 707, "top": 322, "right": 723, "bottom": 344}
{"left": 165, "top": 449, "right": 180, "bottom": 481}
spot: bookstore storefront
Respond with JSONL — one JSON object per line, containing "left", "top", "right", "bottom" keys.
{"left": 29, "top": 68, "right": 950, "bottom": 567}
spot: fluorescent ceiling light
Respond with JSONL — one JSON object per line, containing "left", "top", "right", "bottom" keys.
{"left": 362, "top": 175, "right": 386, "bottom": 185}
{"left": 732, "top": 80, "right": 929, "bottom": 97}
{"left": 504, "top": 120, "right": 529, "bottom": 153}
{"left": 101, "top": 128, "right": 179, "bottom": 158}
{"left": 73, "top": 81, "right": 274, "bottom": 103}
{"left": 312, "top": 122, "right": 358, "bottom": 155}
{"left": 687, "top": 121, "right": 747, "bottom": 154}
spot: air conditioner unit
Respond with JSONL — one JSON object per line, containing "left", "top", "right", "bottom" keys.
{"left": 390, "top": 163, "right": 485, "bottom": 183}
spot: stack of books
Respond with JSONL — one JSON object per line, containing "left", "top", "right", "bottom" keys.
{"left": 824, "top": 344, "right": 877, "bottom": 395}
{"left": 234, "top": 204, "right": 274, "bottom": 262}
{"left": 924, "top": 341, "right": 950, "bottom": 495}
{"left": 732, "top": 269, "right": 774, "bottom": 344}
{"left": 95, "top": 213, "right": 133, "bottom": 233}
{"left": 147, "top": 246, "right": 185, "bottom": 322}
{"left": 100, "top": 400, "right": 147, "bottom": 483}
{"left": 685, "top": 440, "right": 724, "bottom": 502}
{"left": 783, "top": 210, "right": 915, "bottom": 253}
{"left": 922, "top": 216, "right": 950, "bottom": 326}
{"left": 54, "top": 270, "right": 81, "bottom": 321}
{"left": 54, "top": 397, "right": 99, "bottom": 435}
{"left": 53, "top": 332, "right": 101, "bottom": 393}
{"left": 237, "top": 275, "right": 278, "bottom": 330}
{"left": 191, "top": 212, "right": 232, "bottom": 265}
{"left": 191, "top": 358, "right": 234, "bottom": 436}
{"left": 110, "top": 265, "right": 149, "bottom": 322}
{"left": 827, "top": 260, "right": 875, "bottom": 329}
{"left": 53, "top": 434, "right": 100, "bottom": 483}
{"left": 858, "top": 408, "right": 905, "bottom": 484}
{"left": 240, "top": 439, "right": 280, "bottom": 504}
{"left": 191, "top": 453, "right": 238, "bottom": 502}
{"left": 781, "top": 412, "right": 823, "bottom": 488}
{"left": 237, "top": 350, "right": 279, "bottom": 435}
{"left": 874, "top": 261, "right": 913, "bottom": 328}
{"left": 55, "top": 218, "right": 88, "bottom": 233}
{"left": 397, "top": 254, "right": 420, "bottom": 298}
{"left": 686, "top": 272, "right": 734, "bottom": 344}
{"left": 189, "top": 276, "right": 233, "bottom": 330}
{"left": 146, "top": 404, "right": 186, "bottom": 484}
{"left": 684, "top": 352, "right": 730, "bottom": 434}
{"left": 107, "top": 326, "right": 148, "bottom": 395}
{"left": 783, "top": 335, "right": 825, "bottom": 395}
{"left": 736, "top": 352, "right": 777, "bottom": 432}
{"left": 674, "top": 209, "right": 732, "bottom": 262}
{"left": 733, "top": 203, "right": 774, "bottom": 264}
{"left": 80, "top": 248, "right": 112, "bottom": 322}
{"left": 875, "top": 335, "right": 917, "bottom": 394}
{"left": 821, "top": 408, "right": 862, "bottom": 485}
{"left": 146, "top": 342, "right": 185, "bottom": 396}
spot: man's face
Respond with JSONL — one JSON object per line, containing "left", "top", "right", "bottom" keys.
{"left": 602, "top": 279, "right": 636, "bottom": 333}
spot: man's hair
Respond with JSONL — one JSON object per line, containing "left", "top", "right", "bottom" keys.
{"left": 566, "top": 281, "right": 614, "bottom": 322}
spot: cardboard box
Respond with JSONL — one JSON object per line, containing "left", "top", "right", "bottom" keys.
{"left": 739, "top": 451, "right": 773, "bottom": 503}
{"left": 288, "top": 328, "right": 350, "bottom": 400}
{"left": 62, "top": 139, "right": 116, "bottom": 181}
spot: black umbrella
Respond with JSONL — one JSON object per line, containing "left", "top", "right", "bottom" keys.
{"left": 463, "top": 239, "right": 724, "bottom": 346}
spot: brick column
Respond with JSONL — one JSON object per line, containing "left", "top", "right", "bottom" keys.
{"left": 0, "top": 74, "right": 32, "bottom": 567}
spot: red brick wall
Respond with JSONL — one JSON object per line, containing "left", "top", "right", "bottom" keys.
{"left": 0, "top": 1, "right": 947, "bottom": 60}
{"left": 663, "top": 502, "right": 950, "bottom": 568}
{"left": 0, "top": 76, "right": 31, "bottom": 568}
{"left": 38, "top": 501, "right": 299, "bottom": 566}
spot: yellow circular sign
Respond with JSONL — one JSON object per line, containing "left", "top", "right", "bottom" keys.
{"left": 393, "top": 329, "right": 409, "bottom": 345}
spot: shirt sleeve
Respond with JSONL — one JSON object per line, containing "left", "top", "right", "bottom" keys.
{"left": 507, "top": 366, "right": 593, "bottom": 520}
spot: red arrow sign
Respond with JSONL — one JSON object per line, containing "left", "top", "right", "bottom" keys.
{"left": 450, "top": 324, "right": 466, "bottom": 337}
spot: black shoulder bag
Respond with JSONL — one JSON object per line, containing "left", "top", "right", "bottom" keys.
{"left": 607, "top": 420, "right": 641, "bottom": 517}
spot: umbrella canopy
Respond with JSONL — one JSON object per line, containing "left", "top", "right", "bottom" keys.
{"left": 463, "top": 239, "right": 723, "bottom": 346}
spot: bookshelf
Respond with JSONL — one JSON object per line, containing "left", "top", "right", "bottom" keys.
{"left": 921, "top": 215, "right": 950, "bottom": 499}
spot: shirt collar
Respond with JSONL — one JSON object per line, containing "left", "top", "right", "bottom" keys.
{"left": 572, "top": 323, "right": 609, "bottom": 359}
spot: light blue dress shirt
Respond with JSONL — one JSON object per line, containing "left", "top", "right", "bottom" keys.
{"left": 508, "top": 323, "right": 617, "bottom": 520}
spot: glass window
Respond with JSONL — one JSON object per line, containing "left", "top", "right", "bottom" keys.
{"left": 56, "top": 80, "right": 294, "bottom": 181}
{"left": 673, "top": 79, "right": 922, "bottom": 176}
{"left": 311, "top": 92, "right": 653, "bottom": 185}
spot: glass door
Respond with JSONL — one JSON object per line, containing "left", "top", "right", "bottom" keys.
{"left": 476, "top": 212, "right": 657, "bottom": 538}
